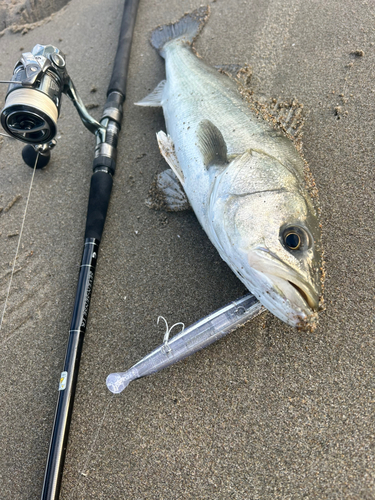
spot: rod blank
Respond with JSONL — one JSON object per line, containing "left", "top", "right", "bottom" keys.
{"left": 40, "top": 1, "right": 140, "bottom": 498}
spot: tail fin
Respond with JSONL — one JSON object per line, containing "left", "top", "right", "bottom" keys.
{"left": 151, "top": 6, "right": 210, "bottom": 58}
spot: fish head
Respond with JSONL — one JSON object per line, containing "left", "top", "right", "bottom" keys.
{"left": 210, "top": 150, "right": 323, "bottom": 329}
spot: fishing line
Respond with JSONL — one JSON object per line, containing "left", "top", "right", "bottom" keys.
{"left": 70, "top": 396, "right": 113, "bottom": 500}
{"left": 0, "top": 152, "right": 39, "bottom": 333}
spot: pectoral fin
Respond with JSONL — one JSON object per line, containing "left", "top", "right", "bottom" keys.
{"left": 156, "top": 131, "right": 185, "bottom": 185}
{"left": 267, "top": 98, "right": 305, "bottom": 139}
{"left": 196, "top": 119, "right": 228, "bottom": 168}
{"left": 135, "top": 80, "right": 166, "bottom": 107}
{"left": 146, "top": 169, "right": 190, "bottom": 212}
{"left": 215, "top": 63, "right": 253, "bottom": 87}
{"left": 215, "top": 64, "right": 243, "bottom": 78}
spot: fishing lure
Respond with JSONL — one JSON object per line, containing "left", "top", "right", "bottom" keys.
{"left": 107, "top": 293, "right": 264, "bottom": 393}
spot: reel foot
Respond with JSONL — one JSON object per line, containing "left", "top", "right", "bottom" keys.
{"left": 22, "top": 145, "right": 51, "bottom": 169}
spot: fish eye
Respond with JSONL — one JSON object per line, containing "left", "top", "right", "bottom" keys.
{"left": 284, "top": 232, "right": 301, "bottom": 250}
{"left": 281, "top": 225, "right": 309, "bottom": 252}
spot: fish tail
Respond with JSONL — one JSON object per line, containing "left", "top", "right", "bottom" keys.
{"left": 151, "top": 6, "right": 210, "bottom": 58}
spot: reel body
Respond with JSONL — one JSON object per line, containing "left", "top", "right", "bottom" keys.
{"left": 0, "top": 44, "right": 105, "bottom": 168}
{"left": 1, "top": 45, "right": 67, "bottom": 144}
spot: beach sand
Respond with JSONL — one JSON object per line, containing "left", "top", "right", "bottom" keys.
{"left": 0, "top": 0, "right": 374, "bottom": 498}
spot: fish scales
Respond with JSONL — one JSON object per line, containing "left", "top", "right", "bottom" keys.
{"left": 137, "top": 6, "right": 323, "bottom": 328}
{"left": 164, "top": 44, "right": 306, "bottom": 177}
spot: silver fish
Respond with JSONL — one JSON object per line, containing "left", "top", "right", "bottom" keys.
{"left": 106, "top": 294, "right": 264, "bottom": 393}
{"left": 136, "top": 7, "right": 323, "bottom": 328}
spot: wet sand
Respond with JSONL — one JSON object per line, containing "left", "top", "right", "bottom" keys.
{"left": 0, "top": 0, "right": 374, "bottom": 498}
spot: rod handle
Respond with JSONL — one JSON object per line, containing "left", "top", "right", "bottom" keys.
{"left": 85, "top": 170, "right": 113, "bottom": 241}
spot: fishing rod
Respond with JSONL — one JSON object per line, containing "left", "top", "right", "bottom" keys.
{"left": 0, "top": 0, "right": 140, "bottom": 498}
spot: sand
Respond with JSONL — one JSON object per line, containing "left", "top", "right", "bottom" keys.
{"left": 0, "top": 0, "right": 374, "bottom": 498}
{"left": 0, "top": 0, "right": 70, "bottom": 33}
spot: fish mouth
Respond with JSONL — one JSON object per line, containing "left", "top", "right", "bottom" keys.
{"left": 288, "top": 280, "right": 312, "bottom": 308}
{"left": 248, "top": 248, "right": 320, "bottom": 315}
{"left": 264, "top": 273, "right": 319, "bottom": 312}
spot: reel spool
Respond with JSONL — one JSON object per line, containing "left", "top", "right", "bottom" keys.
{"left": 1, "top": 88, "right": 58, "bottom": 144}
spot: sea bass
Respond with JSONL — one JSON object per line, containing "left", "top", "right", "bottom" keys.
{"left": 136, "top": 7, "right": 323, "bottom": 328}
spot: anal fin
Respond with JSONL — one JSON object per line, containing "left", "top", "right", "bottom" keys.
{"left": 135, "top": 80, "right": 166, "bottom": 107}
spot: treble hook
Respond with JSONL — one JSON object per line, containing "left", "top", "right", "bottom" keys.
{"left": 157, "top": 316, "right": 185, "bottom": 354}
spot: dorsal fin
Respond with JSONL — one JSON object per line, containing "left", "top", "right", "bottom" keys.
{"left": 196, "top": 119, "right": 228, "bottom": 168}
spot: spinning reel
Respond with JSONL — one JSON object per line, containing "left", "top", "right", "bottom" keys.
{"left": 0, "top": 44, "right": 106, "bottom": 168}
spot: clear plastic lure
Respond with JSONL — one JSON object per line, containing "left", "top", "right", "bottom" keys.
{"left": 106, "top": 294, "right": 264, "bottom": 393}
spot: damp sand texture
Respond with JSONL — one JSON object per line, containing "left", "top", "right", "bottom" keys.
{"left": 0, "top": 0, "right": 374, "bottom": 499}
